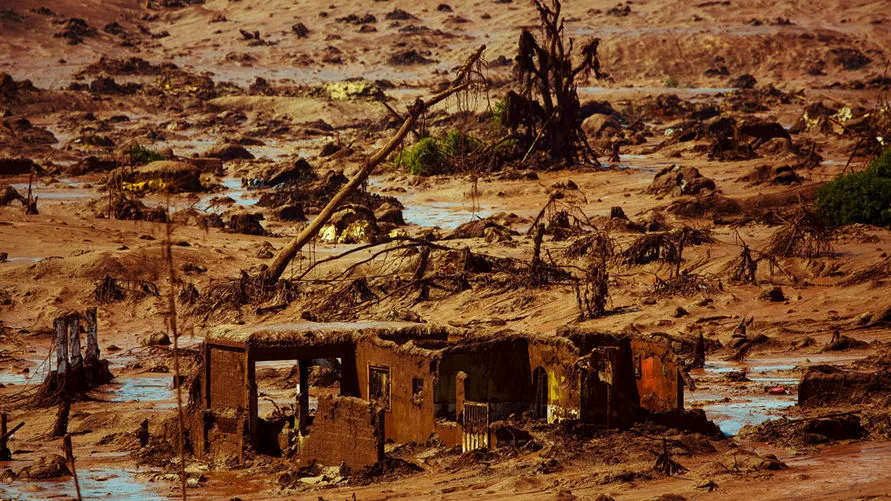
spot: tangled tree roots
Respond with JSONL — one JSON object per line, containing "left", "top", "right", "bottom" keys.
{"left": 575, "top": 260, "right": 609, "bottom": 319}
{"left": 650, "top": 272, "right": 720, "bottom": 298}
{"left": 767, "top": 209, "right": 834, "bottom": 258}
{"left": 622, "top": 227, "right": 712, "bottom": 269}
{"left": 92, "top": 274, "right": 159, "bottom": 303}
{"left": 843, "top": 256, "right": 891, "bottom": 286}
{"left": 190, "top": 271, "right": 299, "bottom": 320}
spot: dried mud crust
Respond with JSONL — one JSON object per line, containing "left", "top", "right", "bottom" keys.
{"left": 0, "top": 0, "right": 891, "bottom": 499}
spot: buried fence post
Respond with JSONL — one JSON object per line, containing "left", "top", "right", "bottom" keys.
{"left": 53, "top": 398, "right": 71, "bottom": 437}
{"left": 0, "top": 412, "right": 9, "bottom": 460}
{"left": 68, "top": 314, "right": 83, "bottom": 371}
{"left": 63, "top": 434, "right": 82, "bottom": 501}
{"left": 54, "top": 317, "right": 69, "bottom": 377}
{"left": 84, "top": 308, "right": 100, "bottom": 363}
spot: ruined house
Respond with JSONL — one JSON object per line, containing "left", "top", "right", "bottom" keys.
{"left": 188, "top": 322, "right": 684, "bottom": 469}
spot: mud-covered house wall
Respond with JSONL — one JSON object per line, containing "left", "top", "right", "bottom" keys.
{"left": 434, "top": 338, "right": 532, "bottom": 421}
{"left": 353, "top": 338, "right": 438, "bottom": 445}
{"left": 631, "top": 338, "right": 683, "bottom": 413}
{"left": 527, "top": 339, "right": 583, "bottom": 423}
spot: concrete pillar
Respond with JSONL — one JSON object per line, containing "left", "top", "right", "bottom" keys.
{"left": 54, "top": 317, "right": 69, "bottom": 376}
{"left": 68, "top": 315, "right": 83, "bottom": 370}
{"left": 455, "top": 371, "right": 468, "bottom": 422}
{"left": 297, "top": 360, "right": 310, "bottom": 436}
{"left": 84, "top": 308, "right": 100, "bottom": 363}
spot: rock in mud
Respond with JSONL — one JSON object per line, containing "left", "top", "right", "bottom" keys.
{"left": 374, "top": 202, "right": 405, "bottom": 226}
{"left": 0, "top": 158, "right": 41, "bottom": 176}
{"left": 324, "top": 79, "right": 384, "bottom": 100}
{"left": 144, "top": 332, "right": 171, "bottom": 346}
{"left": 54, "top": 18, "right": 96, "bottom": 44}
{"left": 759, "top": 285, "right": 785, "bottom": 302}
{"left": 226, "top": 213, "right": 266, "bottom": 236}
{"left": 320, "top": 205, "right": 378, "bottom": 244}
{"left": 197, "top": 213, "right": 224, "bottom": 229}
{"left": 647, "top": 165, "right": 715, "bottom": 197}
{"left": 389, "top": 50, "right": 435, "bottom": 65}
{"left": 292, "top": 22, "right": 310, "bottom": 37}
{"left": 90, "top": 76, "right": 140, "bottom": 94}
{"left": 266, "top": 158, "right": 315, "bottom": 187}
{"left": 202, "top": 143, "right": 254, "bottom": 161}
{"left": 582, "top": 113, "right": 621, "bottom": 139}
{"left": 829, "top": 48, "right": 871, "bottom": 71}
{"left": 67, "top": 156, "right": 118, "bottom": 176}
{"left": 126, "top": 161, "right": 203, "bottom": 193}
{"left": 728, "top": 74, "right": 757, "bottom": 89}
{"left": 17, "top": 454, "right": 71, "bottom": 479}
{"left": 275, "top": 204, "right": 306, "bottom": 222}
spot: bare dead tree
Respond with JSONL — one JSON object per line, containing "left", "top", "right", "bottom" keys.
{"left": 264, "top": 45, "right": 487, "bottom": 284}
{"left": 506, "top": 0, "right": 606, "bottom": 166}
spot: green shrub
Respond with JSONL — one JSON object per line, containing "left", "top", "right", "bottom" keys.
{"left": 664, "top": 76, "right": 680, "bottom": 88}
{"left": 491, "top": 99, "right": 507, "bottom": 129}
{"left": 817, "top": 149, "right": 891, "bottom": 227}
{"left": 127, "top": 143, "right": 165, "bottom": 165}
{"left": 397, "top": 137, "right": 444, "bottom": 176}
{"left": 441, "top": 130, "right": 480, "bottom": 157}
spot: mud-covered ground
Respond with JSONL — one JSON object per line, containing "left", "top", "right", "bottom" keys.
{"left": 1, "top": 0, "right": 891, "bottom": 499}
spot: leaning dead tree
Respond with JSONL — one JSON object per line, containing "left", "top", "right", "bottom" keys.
{"left": 503, "top": 0, "right": 606, "bottom": 166}
{"left": 264, "top": 45, "right": 487, "bottom": 284}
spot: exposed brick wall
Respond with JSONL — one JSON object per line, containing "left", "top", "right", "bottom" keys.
{"left": 301, "top": 395, "right": 384, "bottom": 469}
{"left": 207, "top": 346, "right": 246, "bottom": 410}
{"left": 631, "top": 339, "right": 682, "bottom": 413}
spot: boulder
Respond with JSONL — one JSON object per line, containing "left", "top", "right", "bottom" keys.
{"left": 126, "top": 161, "right": 203, "bottom": 193}
{"left": 202, "top": 143, "right": 254, "bottom": 161}
{"left": 728, "top": 74, "right": 757, "bottom": 89}
{"left": 144, "top": 332, "right": 171, "bottom": 346}
{"left": 647, "top": 165, "right": 715, "bottom": 197}
{"left": 759, "top": 285, "right": 785, "bottom": 302}
{"left": 17, "top": 454, "right": 71, "bottom": 479}
{"left": 226, "top": 213, "right": 265, "bottom": 235}
{"left": 275, "top": 204, "right": 306, "bottom": 221}
{"left": 581, "top": 113, "right": 621, "bottom": 139}
{"left": 374, "top": 202, "right": 405, "bottom": 226}
{"left": 266, "top": 158, "right": 315, "bottom": 187}
{"left": 320, "top": 205, "right": 378, "bottom": 244}
{"left": 0, "top": 157, "right": 41, "bottom": 176}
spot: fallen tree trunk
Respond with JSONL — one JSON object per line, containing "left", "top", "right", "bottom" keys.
{"left": 265, "top": 45, "right": 486, "bottom": 284}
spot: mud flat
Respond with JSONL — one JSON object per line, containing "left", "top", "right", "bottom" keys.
{"left": 2, "top": 0, "right": 891, "bottom": 498}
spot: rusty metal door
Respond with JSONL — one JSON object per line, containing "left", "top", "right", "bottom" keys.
{"left": 462, "top": 401, "right": 489, "bottom": 452}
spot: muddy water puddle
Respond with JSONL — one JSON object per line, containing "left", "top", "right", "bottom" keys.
{"left": 688, "top": 354, "right": 861, "bottom": 436}
{"left": 0, "top": 358, "right": 50, "bottom": 386}
{"left": 10, "top": 178, "right": 94, "bottom": 203}
{"left": 0, "top": 466, "right": 167, "bottom": 500}
{"left": 94, "top": 375, "right": 177, "bottom": 410}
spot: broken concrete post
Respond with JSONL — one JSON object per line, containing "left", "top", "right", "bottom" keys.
{"left": 297, "top": 360, "right": 310, "bottom": 436}
{"left": 68, "top": 314, "right": 83, "bottom": 370}
{"left": 84, "top": 308, "right": 100, "bottom": 364}
{"left": 455, "top": 371, "right": 468, "bottom": 423}
{"left": 54, "top": 317, "right": 69, "bottom": 376}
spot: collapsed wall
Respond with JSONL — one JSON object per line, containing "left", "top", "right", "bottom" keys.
{"left": 300, "top": 395, "right": 384, "bottom": 469}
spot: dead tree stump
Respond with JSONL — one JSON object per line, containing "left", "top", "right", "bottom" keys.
{"left": 35, "top": 310, "right": 113, "bottom": 407}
